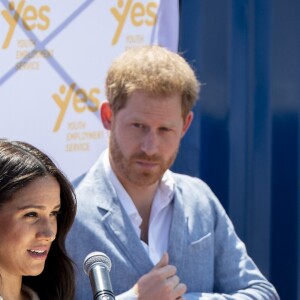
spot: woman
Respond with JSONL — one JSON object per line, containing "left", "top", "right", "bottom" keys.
{"left": 0, "top": 139, "right": 76, "bottom": 300}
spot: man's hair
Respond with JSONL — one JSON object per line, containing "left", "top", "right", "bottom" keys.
{"left": 105, "top": 45, "right": 200, "bottom": 119}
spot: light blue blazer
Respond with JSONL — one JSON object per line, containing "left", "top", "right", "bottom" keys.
{"left": 66, "top": 152, "right": 279, "bottom": 299}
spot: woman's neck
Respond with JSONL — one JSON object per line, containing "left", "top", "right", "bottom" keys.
{"left": 0, "top": 274, "right": 24, "bottom": 300}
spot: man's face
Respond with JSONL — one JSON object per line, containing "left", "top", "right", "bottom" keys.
{"left": 108, "top": 91, "right": 193, "bottom": 188}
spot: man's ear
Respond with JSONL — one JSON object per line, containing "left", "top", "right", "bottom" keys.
{"left": 181, "top": 111, "right": 193, "bottom": 137}
{"left": 100, "top": 101, "right": 113, "bottom": 130}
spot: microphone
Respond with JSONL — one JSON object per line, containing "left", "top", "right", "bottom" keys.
{"left": 83, "top": 251, "right": 115, "bottom": 300}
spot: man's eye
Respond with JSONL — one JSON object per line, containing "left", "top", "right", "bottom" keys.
{"left": 133, "top": 123, "right": 144, "bottom": 129}
{"left": 160, "top": 127, "right": 171, "bottom": 132}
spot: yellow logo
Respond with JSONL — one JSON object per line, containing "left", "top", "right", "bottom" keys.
{"left": 111, "top": 0, "right": 157, "bottom": 45}
{"left": 52, "top": 83, "right": 100, "bottom": 132}
{"left": 1, "top": 0, "right": 50, "bottom": 49}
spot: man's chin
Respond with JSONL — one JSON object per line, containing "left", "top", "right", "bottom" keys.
{"left": 129, "top": 173, "right": 161, "bottom": 187}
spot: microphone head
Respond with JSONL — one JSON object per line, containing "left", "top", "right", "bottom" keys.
{"left": 83, "top": 251, "right": 112, "bottom": 275}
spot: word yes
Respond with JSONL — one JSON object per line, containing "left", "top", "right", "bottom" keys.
{"left": 1, "top": 0, "right": 50, "bottom": 49}
{"left": 52, "top": 83, "right": 100, "bottom": 132}
{"left": 111, "top": 0, "right": 157, "bottom": 45}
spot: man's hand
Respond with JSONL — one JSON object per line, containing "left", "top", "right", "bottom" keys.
{"left": 133, "top": 253, "right": 187, "bottom": 300}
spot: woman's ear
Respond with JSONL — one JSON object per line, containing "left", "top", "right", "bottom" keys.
{"left": 100, "top": 101, "right": 113, "bottom": 130}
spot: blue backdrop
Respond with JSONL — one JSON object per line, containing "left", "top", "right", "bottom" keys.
{"left": 173, "top": 1, "right": 299, "bottom": 299}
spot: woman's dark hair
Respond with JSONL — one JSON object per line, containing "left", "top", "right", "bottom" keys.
{"left": 0, "top": 139, "right": 77, "bottom": 300}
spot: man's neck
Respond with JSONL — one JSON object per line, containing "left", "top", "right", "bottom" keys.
{"left": 124, "top": 180, "right": 158, "bottom": 213}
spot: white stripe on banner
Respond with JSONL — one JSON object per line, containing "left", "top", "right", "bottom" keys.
{"left": 151, "top": 0, "right": 179, "bottom": 52}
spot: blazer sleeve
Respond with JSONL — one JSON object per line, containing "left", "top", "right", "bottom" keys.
{"left": 174, "top": 175, "right": 280, "bottom": 300}
{"left": 189, "top": 187, "right": 279, "bottom": 299}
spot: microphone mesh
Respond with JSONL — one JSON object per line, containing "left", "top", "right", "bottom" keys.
{"left": 83, "top": 251, "right": 112, "bottom": 275}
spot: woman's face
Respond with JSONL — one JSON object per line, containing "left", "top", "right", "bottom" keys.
{"left": 0, "top": 176, "right": 61, "bottom": 278}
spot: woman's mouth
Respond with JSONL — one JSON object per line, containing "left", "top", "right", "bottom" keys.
{"left": 27, "top": 249, "right": 48, "bottom": 259}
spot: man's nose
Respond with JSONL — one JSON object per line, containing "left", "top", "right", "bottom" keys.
{"left": 140, "top": 130, "right": 159, "bottom": 156}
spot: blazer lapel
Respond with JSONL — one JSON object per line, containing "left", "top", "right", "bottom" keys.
{"left": 103, "top": 200, "right": 154, "bottom": 275}
{"left": 93, "top": 159, "right": 154, "bottom": 276}
{"left": 168, "top": 188, "right": 188, "bottom": 271}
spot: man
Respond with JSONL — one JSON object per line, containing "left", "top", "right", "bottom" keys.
{"left": 67, "top": 46, "right": 279, "bottom": 299}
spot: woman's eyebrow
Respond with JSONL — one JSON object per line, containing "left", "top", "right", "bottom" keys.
{"left": 17, "top": 204, "right": 61, "bottom": 210}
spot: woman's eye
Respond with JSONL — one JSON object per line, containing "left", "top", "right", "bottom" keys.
{"left": 24, "top": 212, "right": 38, "bottom": 218}
{"left": 51, "top": 210, "right": 61, "bottom": 218}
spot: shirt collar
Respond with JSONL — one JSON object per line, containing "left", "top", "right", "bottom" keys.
{"left": 103, "top": 149, "right": 175, "bottom": 215}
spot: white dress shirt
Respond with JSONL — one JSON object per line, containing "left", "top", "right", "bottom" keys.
{"left": 103, "top": 150, "right": 175, "bottom": 299}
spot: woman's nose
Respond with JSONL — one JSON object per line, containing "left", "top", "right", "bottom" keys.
{"left": 36, "top": 219, "right": 56, "bottom": 242}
